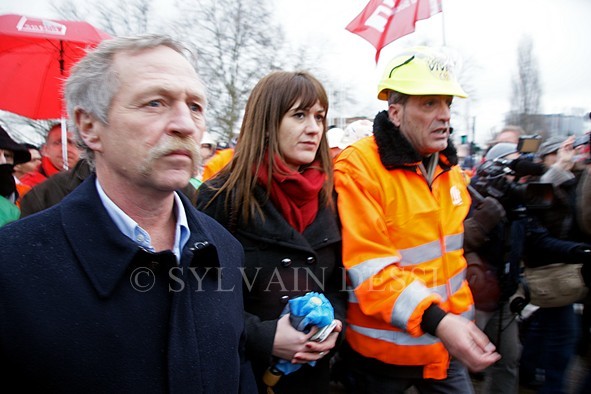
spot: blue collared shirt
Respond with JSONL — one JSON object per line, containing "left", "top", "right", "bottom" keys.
{"left": 95, "top": 179, "right": 190, "bottom": 263}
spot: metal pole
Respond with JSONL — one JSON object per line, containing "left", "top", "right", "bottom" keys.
{"left": 59, "top": 40, "right": 68, "bottom": 170}
{"left": 441, "top": 0, "right": 447, "bottom": 46}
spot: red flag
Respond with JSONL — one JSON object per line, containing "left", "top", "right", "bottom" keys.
{"left": 346, "top": 0, "right": 442, "bottom": 62}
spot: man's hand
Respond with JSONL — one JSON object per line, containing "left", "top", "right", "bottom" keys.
{"left": 435, "top": 313, "right": 501, "bottom": 372}
{"left": 472, "top": 196, "right": 506, "bottom": 233}
{"left": 556, "top": 136, "right": 576, "bottom": 171}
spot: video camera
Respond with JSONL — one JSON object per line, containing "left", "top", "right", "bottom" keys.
{"left": 471, "top": 135, "right": 553, "bottom": 214}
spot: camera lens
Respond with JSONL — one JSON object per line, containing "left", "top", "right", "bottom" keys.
{"left": 509, "top": 296, "right": 528, "bottom": 315}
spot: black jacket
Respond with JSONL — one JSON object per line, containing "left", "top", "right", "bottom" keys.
{"left": 0, "top": 175, "right": 256, "bottom": 393}
{"left": 196, "top": 177, "right": 346, "bottom": 394}
{"left": 19, "top": 158, "right": 92, "bottom": 217}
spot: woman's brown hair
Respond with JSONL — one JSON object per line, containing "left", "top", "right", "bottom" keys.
{"left": 204, "top": 70, "right": 332, "bottom": 224}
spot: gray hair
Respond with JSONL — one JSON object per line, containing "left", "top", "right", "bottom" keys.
{"left": 387, "top": 90, "right": 409, "bottom": 106}
{"left": 65, "top": 34, "right": 199, "bottom": 167}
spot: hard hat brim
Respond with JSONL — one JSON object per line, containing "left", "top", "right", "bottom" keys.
{"left": 377, "top": 81, "right": 468, "bottom": 100}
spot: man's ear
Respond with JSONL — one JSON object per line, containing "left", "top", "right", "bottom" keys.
{"left": 388, "top": 103, "right": 402, "bottom": 127}
{"left": 75, "top": 108, "right": 102, "bottom": 152}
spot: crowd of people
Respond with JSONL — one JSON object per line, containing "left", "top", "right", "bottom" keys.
{"left": 1, "top": 34, "right": 590, "bottom": 394}
{"left": 463, "top": 125, "right": 591, "bottom": 394}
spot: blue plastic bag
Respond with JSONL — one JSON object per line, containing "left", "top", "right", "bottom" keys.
{"left": 275, "top": 292, "right": 335, "bottom": 375}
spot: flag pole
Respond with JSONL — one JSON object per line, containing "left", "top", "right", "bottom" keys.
{"left": 441, "top": 0, "right": 447, "bottom": 46}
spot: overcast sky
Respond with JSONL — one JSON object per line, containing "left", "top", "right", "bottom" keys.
{"left": 275, "top": 0, "right": 591, "bottom": 142}
{"left": 2, "top": 0, "right": 591, "bottom": 144}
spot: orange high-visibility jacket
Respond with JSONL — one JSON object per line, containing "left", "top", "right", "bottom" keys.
{"left": 334, "top": 119, "right": 473, "bottom": 380}
{"left": 202, "top": 148, "right": 234, "bottom": 182}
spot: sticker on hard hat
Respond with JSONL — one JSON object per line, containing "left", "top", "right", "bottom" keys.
{"left": 428, "top": 58, "right": 452, "bottom": 81}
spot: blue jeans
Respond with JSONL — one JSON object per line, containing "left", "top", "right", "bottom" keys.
{"left": 520, "top": 305, "right": 579, "bottom": 394}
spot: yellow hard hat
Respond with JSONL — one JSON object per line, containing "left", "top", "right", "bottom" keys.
{"left": 377, "top": 46, "right": 468, "bottom": 100}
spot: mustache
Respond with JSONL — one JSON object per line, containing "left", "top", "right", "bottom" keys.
{"left": 149, "top": 137, "right": 201, "bottom": 163}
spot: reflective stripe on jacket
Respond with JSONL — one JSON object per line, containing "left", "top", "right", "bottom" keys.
{"left": 334, "top": 133, "right": 473, "bottom": 380}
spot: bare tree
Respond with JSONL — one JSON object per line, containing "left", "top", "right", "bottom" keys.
{"left": 173, "top": 0, "right": 285, "bottom": 144}
{"left": 50, "top": 0, "right": 87, "bottom": 22}
{"left": 507, "top": 35, "right": 543, "bottom": 132}
{"left": 51, "top": 0, "right": 164, "bottom": 36}
{"left": 49, "top": 0, "right": 338, "bottom": 146}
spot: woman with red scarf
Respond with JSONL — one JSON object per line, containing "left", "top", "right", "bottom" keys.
{"left": 196, "top": 71, "right": 346, "bottom": 394}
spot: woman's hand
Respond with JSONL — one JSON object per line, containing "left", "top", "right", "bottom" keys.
{"left": 272, "top": 315, "right": 343, "bottom": 364}
{"left": 272, "top": 314, "right": 315, "bottom": 362}
{"left": 292, "top": 319, "right": 343, "bottom": 364}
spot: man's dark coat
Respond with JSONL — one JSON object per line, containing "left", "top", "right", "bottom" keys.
{"left": 0, "top": 175, "right": 256, "bottom": 393}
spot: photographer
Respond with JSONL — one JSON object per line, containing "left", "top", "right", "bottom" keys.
{"left": 537, "top": 136, "right": 579, "bottom": 239}
{"left": 518, "top": 135, "right": 591, "bottom": 393}
{"left": 469, "top": 136, "right": 591, "bottom": 393}
{"left": 574, "top": 132, "right": 591, "bottom": 394}
{"left": 576, "top": 133, "right": 591, "bottom": 239}
{"left": 465, "top": 142, "right": 525, "bottom": 394}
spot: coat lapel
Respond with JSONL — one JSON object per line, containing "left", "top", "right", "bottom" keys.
{"left": 60, "top": 176, "right": 140, "bottom": 298}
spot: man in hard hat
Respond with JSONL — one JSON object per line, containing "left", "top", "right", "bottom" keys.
{"left": 333, "top": 46, "right": 500, "bottom": 392}
{"left": 199, "top": 131, "right": 218, "bottom": 164}
{"left": 327, "top": 126, "right": 346, "bottom": 159}
{"left": 189, "top": 131, "right": 218, "bottom": 188}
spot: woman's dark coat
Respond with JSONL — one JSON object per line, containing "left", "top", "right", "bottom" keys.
{"left": 196, "top": 177, "right": 346, "bottom": 394}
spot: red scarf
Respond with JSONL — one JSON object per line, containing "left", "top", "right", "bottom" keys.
{"left": 40, "top": 156, "right": 61, "bottom": 177}
{"left": 19, "top": 156, "right": 61, "bottom": 187}
{"left": 256, "top": 156, "right": 325, "bottom": 233}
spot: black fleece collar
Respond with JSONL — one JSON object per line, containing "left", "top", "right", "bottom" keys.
{"left": 372, "top": 110, "right": 458, "bottom": 170}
